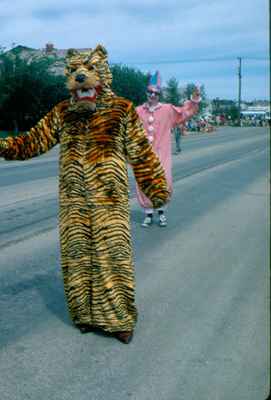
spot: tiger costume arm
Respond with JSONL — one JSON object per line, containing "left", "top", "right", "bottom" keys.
{"left": 0, "top": 106, "right": 61, "bottom": 160}
{"left": 124, "top": 103, "right": 169, "bottom": 208}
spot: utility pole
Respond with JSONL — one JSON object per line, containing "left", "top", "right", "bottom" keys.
{"left": 237, "top": 57, "right": 242, "bottom": 126}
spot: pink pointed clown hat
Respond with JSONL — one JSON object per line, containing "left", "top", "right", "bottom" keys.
{"left": 147, "top": 71, "right": 162, "bottom": 93}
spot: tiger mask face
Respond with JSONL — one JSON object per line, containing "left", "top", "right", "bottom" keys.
{"left": 65, "top": 44, "right": 112, "bottom": 112}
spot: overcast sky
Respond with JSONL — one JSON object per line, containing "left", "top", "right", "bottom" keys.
{"left": 0, "top": 0, "right": 269, "bottom": 100}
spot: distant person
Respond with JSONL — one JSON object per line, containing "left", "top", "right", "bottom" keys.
{"left": 136, "top": 71, "right": 201, "bottom": 227}
{"left": 173, "top": 123, "right": 185, "bottom": 154}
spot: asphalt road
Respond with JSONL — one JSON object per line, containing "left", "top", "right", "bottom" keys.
{"left": 0, "top": 127, "right": 269, "bottom": 400}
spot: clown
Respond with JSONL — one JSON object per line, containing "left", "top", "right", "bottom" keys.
{"left": 0, "top": 45, "right": 169, "bottom": 344}
{"left": 136, "top": 71, "right": 201, "bottom": 227}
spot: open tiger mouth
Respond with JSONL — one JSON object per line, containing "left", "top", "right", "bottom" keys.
{"left": 76, "top": 88, "right": 97, "bottom": 102}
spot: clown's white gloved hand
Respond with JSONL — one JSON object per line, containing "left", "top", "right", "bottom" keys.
{"left": 190, "top": 87, "right": 201, "bottom": 103}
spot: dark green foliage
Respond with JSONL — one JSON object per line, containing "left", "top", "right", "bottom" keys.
{"left": 212, "top": 98, "right": 238, "bottom": 120}
{"left": 163, "top": 77, "right": 181, "bottom": 106}
{"left": 0, "top": 53, "right": 68, "bottom": 131}
{"left": 228, "top": 104, "right": 239, "bottom": 120}
{"left": 111, "top": 64, "right": 148, "bottom": 106}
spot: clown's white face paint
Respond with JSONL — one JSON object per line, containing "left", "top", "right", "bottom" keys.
{"left": 146, "top": 89, "right": 160, "bottom": 107}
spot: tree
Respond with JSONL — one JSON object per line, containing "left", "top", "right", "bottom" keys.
{"left": 0, "top": 52, "right": 68, "bottom": 132}
{"left": 111, "top": 64, "right": 148, "bottom": 106}
{"left": 227, "top": 104, "right": 239, "bottom": 121}
{"left": 163, "top": 77, "right": 181, "bottom": 106}
{"left": 211, "top": 98, "right": 238, "bottom": 120}
{"left": 198, "top": 84, "right": 208, "bottom": 113}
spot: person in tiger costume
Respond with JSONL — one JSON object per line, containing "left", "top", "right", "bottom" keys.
{"left": 0, "top": 45, "right": 169, "bottom": 344}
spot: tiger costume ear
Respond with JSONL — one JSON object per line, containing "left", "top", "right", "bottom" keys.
{"left": 93, "top": 44, "right": 108, "bottom": 58}
{"left": 65, "top": 48, "right": 87, "bottom": 75}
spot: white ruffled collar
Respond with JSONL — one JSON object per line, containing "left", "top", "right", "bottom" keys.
{"left": 143, "top": 102, "right": 162, "bottom": 112}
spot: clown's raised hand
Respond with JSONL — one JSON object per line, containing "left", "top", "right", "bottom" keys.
{"left": 190, "top": 87, "right": 201, "bottom": 103}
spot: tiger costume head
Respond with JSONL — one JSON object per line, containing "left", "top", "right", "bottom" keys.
{"left": 65, "top": 44, "right": 113, "bottom": 112}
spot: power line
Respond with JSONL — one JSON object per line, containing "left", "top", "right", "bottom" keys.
{"left": 237, "top": 57, "right": 242, "bottom": 126}
{"left": 111, "top": 56, "right": 269, "bottom": 66}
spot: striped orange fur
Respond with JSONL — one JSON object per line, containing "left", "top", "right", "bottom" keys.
{"left": 0, "top": 45, "right": 169, "bottom": 333}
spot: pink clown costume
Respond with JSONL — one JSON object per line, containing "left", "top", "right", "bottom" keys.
{"left": 136, "top": 71, "right": 200, "bottom": 209}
